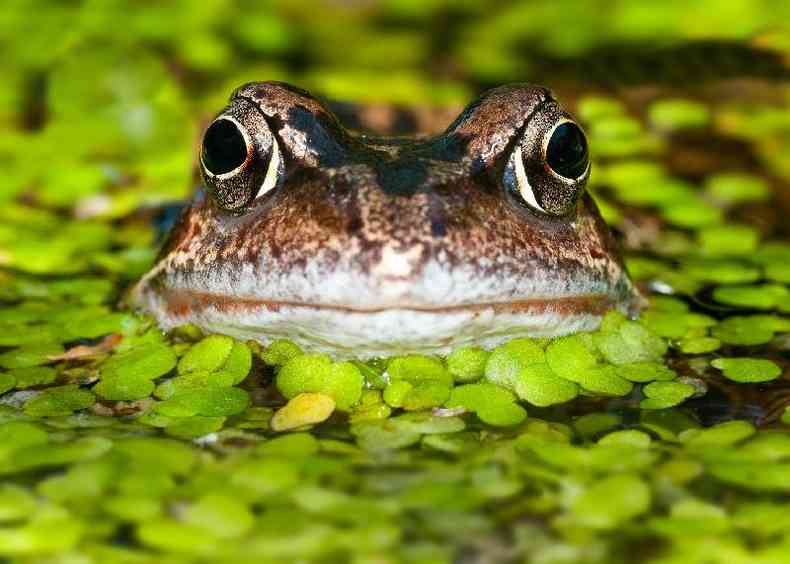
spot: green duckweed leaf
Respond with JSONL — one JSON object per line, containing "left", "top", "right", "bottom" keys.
{"left": 154, "top": 370, "right": 237, "bottom": 400}
{"left": 156, "top": 387, "right": 249, "bottom": 417}
{"left": 594, "top": 321, "right": 667, "bottom": 365}
{"left": 137, "top": 519, "right": 218, "bottom": 555}
{"left": 598, "top": 429, "right": 652, "bottom": 448}
{"left": 398, "top": 382, "right": 451, "bottom": 411}
{"left": 387, "top": 355, "right": 452, "bottom": 387}
{"left": 640, "top": 381, "right": 696, "bottom": 409}
{"left": 392, "top": 412, "right": 466, "bottom": 434}
{"left": 0, "top": 373, "right": 15, "bottom": 395}
{"left": 100, "top": 343, "right": 177, "bottom": 381}
{"left": 763, "top": 261, "right": 790, "bottom": 283}
{"left": 662, "top": 201, "right": 723, "bottom": 229}
{"left": 514, "top": 363, "right": 580, "bottom": 406}
{"left": 113, "top": 438, "right": 196, "bottom": 475}
{"left": 94, "top": 372, "right": 155, "bottom": 401}
{"left": 680, "top": 420, "right": 755, "bottom": 448}
{"left": 445, "top": 383, "right": 527, "bottom": 426}
{"left": 545, "top": 334, "right": 598, "bottom": 381}
{"left": 23, "top": 385, "right": 95, "bottom": 417}
{"left": 573, "top": 365, "right": 633, "bottom": 396}
{"left": 276, "top": 355, "right": 363, "bottom": 410}
{"left": 183, "top": 493, "right": 254, "bottom": 539}
{"left": 256, "top": 433, "right": 318, "bottom": 458}
{"left": 713, "top": 284, "right": 788, "bottom": 309}
{"left": 712, "top": 316, "right": 779, "bottom": 346}
{"left": 8, "top": 366, "right": 57, "bottom": 389}
{"left": 262, "top": 339, "right": 303, "bottom": 367}
{"left": 648, "top": 98, "right": 710, "bottom": 131}
{"left": 617, "top": 362, "right": 676, "bottom": 383}
{"left": 351, "top": 419, "right": 421, "bottom": 452}
{"left": 711, "top": 357, "right": 782, "bottom": 383}
{"left": 0, "top": 505, "right": 84, "bottom": 554}
{"left": 0, "top": 485, "right": 38, "bottom": 522}
{"left": 698, "top": 225, "right": 760, "bottom": 256}
{"left": 484, "top": 339, "right": 545, "bottom": 390}
{"left": 178, "top": 335, "right": 234, "bottom": 374}
{"left": 570, "top": 474, "right": 651, "bottom": 529}
{"left": 0, "top": 422, "right": 48, "bottom": 457}
{"left": 446, "top": 347, "right": 489, "bottom": 383}
{"left": 680, "top": 336, "right": 721, "bottom": 354}
{"left": 0, "top": 343, "right": 64, "bottom": 369}
{"left": 705, "top": 173, "right": 769, "bottom": 205}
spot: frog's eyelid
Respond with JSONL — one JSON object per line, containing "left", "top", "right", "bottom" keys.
{"left": 512, "top": 144, "right": 546, "bottom": 213}
{"left": 255, "top": 133, "right": 281, "bottom": 200}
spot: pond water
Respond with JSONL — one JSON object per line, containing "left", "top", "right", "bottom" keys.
{"left": 1, "top": 2, "right": 789, "bottom": 563}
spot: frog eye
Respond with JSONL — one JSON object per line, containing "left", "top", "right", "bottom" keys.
{"left": 202, "top": 118, "right": 249, "bottom": 176}
{"left": 545, "top": 121, "right": 589, "bottom": 180}
{"left": 506, "top": 115, "right": 589, "bottom": 217}
{"left": 200, "top": 109, "right": 281, "bottom": 212}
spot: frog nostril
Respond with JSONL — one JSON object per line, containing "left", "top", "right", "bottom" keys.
{"left": 202, "top": 118, "right": 249, "bottom": 175}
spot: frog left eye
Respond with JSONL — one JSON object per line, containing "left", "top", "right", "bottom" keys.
{"left": 506, "top": 115, "right": 590, "bottom": 217}
{"left": 202, "top": 118, "right": 249, "bottom": 176}
{"left": 200, "top": 101, "right": 281, "bottom": 212}
{"left": 545, "top": 121, "right": 589, "bottom": 180}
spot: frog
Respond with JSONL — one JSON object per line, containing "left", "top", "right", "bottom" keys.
{"left": 131, "top": 81, "right": 643, "bottom": 358}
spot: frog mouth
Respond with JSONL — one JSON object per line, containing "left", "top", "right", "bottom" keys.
{"left": 154, "top": 288, "right": 623, "bottom": 317}
{"left": 134, "top": 284, "right": 642, "bottom": 357}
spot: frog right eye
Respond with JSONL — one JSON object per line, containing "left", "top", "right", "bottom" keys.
{"left": 200, "top": 101, "right": 281, "bottom": 212}
{"left": 504, "top": 108, "right": 589, "bottom": 218}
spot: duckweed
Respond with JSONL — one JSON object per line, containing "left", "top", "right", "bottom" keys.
{"left": 271, "top": 393, "right": 336, "bottom": 431}
{"left": 23, "top": 385, "right": 95, "bottom": 417}
{"left": 570, "top": 474, "right": 651, "bottom": 529}
{"left": 445, "top": 383, "right": 527, "bottom": 426}
{"left": 445, "top": 346, "right": 489, "bottom": 382}
{"left": 484, "top": 338, "right": 545, "bottom": 388}
{"left": 261, "top": 339, "right": 303, "bottom": 367}
{"left": 713, "top": 284, "right": 788, "bottom": 309}
{"left": 648, "top": 98, "right": 710, "bottom": 131}
{"left": 711, "top": 358, "right": 782, "bottom": 383}
{"left": 276, "top": 355, "right": 364, "bottom": 411}
{"left": 641, "top": 381, "right": 697, "bottom": 409}
{"left": 704, "top": 173, "right": 770, "bottom": 205}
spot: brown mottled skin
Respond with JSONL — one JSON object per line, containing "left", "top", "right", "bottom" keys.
{"left": 131, "top": 81, "right": 643, "bottom": 357}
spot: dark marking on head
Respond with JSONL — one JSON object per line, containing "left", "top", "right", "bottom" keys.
{"left": 374, "top": 156, "right": 430, "bottom": 197}
{"left": 286, "top": 105, "right": 347, "bottom": 167}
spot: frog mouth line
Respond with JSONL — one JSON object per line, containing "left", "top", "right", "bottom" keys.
{"left": 155, "top": 288, "right": 620, "bottom": 318}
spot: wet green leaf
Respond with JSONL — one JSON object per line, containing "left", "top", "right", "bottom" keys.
{"left": 648, "top": 98, "right": 710, "bottom": 130}
{"left": 271, "top": 393, "right": 336, "bottom": 432}
{"left": 640, "top": 381, "right": 696, "bottom": 409}
{"left": 23, "top": 385, "right": 95, "bottom": 417}
{"left": 570, "top": 474, "right": 651, "bottom": 529}
{"left": 445, "top": 383, "right": 527, "bottom": 426}
{"left": 446, "top": 347, "right": 489, "bottom": 383}
{"left": 515, "top": 363, "right": 580, "bottom": 406}
{"left": 484, "top": 339, "right": 545, "bottom": 389}
{"left": 711, "top": 357, "right": 782, "bottom": 383}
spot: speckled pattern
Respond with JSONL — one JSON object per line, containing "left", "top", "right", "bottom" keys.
{"left": 132, "top": 82, "right": 643, "bottom": 354}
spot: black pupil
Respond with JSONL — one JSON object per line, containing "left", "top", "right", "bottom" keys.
{"left": 546, "top": 122, "right": 588, "bottom": 179}
{"left": 202, "top": 119, "right": 248, "bottom": 175}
